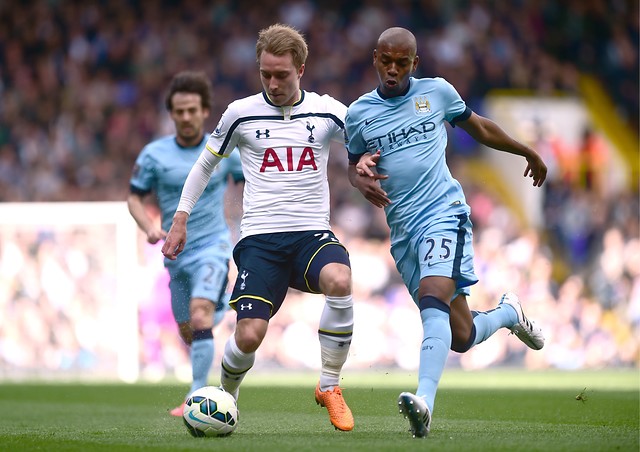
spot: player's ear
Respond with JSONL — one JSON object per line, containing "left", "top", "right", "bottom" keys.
{"left": 298, "top": 63, "right": 305, "bottom": 79}
{"left": 412, "top": 55, "right": 419, "bottom": 72}
{"left": 373, "top": 49, "right": 377, "bottom": 65}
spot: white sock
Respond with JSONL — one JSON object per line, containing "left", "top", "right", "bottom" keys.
{"left": 318, "top": 295, "right": 353, "bottom": 391}
{"left": 220, "top": 335, "right": 255, "bottom": 398}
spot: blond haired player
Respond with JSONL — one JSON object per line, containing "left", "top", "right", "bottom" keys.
{"left": 163, "top": 24, "right": 355, "bottom": 431}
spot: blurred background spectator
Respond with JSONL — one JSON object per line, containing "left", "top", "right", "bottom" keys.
{"left": 0, "top": 0, "right": 637, "bottom": 379}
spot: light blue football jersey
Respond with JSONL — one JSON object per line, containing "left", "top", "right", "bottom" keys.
{"left": 130, "top": 135, "right": 243, "bottom": 252}
{"left": 345, "top": 77, "right": 472, "bottom": 244}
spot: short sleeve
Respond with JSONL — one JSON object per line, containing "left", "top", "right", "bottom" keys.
{"left": 437, "top": 78, "right": 468, "bottom": 125}
{"left": 129, "top": 147, "right": 156, "bottom": 194}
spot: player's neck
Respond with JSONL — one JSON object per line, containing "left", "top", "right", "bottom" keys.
{"left": 280, "top": 88, "right": 301, "bottom": 108}
{"left": 175, "top": 135, "right": 205, "bottom": 149}
{"left": 377, "top": 79, "right": 411, "bottom": 99}
{"left": 288, "top": 89, "right": 301, "bottom": 105}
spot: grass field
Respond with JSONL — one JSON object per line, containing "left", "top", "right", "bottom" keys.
{"left": 0, "top": 369, "right": 637, "bottom": 451}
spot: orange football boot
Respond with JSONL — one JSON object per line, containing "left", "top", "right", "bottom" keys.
{"left": 169, "top": 402, "right": 185, "bottom": 417}
{"left": 314, "top": 383, "right": 354, "bottom": 431}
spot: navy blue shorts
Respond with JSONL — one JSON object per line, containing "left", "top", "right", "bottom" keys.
{"left": 229, "top": 230, "right": 350, "bottom": 320}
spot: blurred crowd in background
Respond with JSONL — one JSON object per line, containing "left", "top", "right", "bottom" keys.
{"left": 0, "top": 0, "right": 638, "bottom": 377}
{"left": 0, "top": 0, "right": 637, "bottom": 202}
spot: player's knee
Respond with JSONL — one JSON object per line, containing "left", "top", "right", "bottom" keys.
{"left": 190, "top": 313, "right": 211, "bottom": 331}
{"left": 450, "top": 325, "right": 476, "bottom": 353}
{"left": 190, "top": 309, "right": 213, "bottom": 330}
{"left": 190, "top": 299, "right": 214, "bottom": 330}
{"left": 320, "top": 267, "right": 352, "bottom": 297}
{"left": 234, "top": 326, "right": 266, "bottom": 353}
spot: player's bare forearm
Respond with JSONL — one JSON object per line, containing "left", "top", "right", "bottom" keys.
{"left": 127, "top": 194, "right": 149, "bottom": 231}
{"left": 161, "top": 211, "right": 188, "bottom": 260}
{"left": 458, "top": 113, "right": 547, "bottom": 187}
{"left": 127, "top": 194, "right": 167, "bottom": 244}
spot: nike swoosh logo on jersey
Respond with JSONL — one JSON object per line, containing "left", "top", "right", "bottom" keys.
{"left": 365, "top": 119, "right": 375, "bottom": 125}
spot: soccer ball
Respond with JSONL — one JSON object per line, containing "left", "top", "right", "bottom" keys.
{"left": 182, "top": 386, "right": 238, "bottom": 437}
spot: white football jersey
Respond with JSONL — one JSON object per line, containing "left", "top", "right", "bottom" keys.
{"left": 205, "top": 90, "right": 347, "bottom": 239}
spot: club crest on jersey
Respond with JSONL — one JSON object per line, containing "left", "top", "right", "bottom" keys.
{"left": 306, "top": 121, "right": 315, "bottom": 143}
{"left": 240, "top": 270, "right": 248, "bottom": 290}
{"left": 414, "top": 96, "right": 431, "bottom": 114}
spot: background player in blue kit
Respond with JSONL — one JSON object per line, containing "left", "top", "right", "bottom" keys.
{"left": 128, "top": 71, "right": 244, "bottom": 416}
{"left": 345, "top": 27, "right": 548, "bottom": 438}
{"left": 162, "top": 24, "right": 355, "bottom": 431}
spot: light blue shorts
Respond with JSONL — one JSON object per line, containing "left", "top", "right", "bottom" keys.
{"left": 165, "top": 242, "right": 230, "bottom": 324}
{"left": 390, "top": 213, "right": 478, "bottom": 304}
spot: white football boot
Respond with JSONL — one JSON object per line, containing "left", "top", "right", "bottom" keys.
{"left": 499, "top": 292, "right": 545, "bottom": 350}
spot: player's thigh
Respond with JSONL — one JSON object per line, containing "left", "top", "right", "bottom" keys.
{"left": 290, "top": 230, "right": 350, "bottom": 294}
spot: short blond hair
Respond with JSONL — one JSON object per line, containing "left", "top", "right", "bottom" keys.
{"left": 256, "top": 23, "right": 308, "bottom": 69}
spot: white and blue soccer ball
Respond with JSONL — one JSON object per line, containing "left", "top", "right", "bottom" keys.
{"left": 182, "top": 386, "right": 238, "bottom": 437}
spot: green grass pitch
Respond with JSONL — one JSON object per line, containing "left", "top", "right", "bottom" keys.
{"left": 0, "top": 369, "right": 637, "bottom": 451}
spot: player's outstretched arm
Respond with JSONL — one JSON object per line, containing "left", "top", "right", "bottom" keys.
{"left": 458, "top": 112, "right": 547, "bottom": 187}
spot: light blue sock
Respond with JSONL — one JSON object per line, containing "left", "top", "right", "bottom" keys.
{"left": 416, "top": 296, "right": 451, "bottom": 414}
{"left": 471, "top": 304, "right": 518, "bottom": 347}
{"left": 189, "top": 330, "right": 214, "bottom": 396}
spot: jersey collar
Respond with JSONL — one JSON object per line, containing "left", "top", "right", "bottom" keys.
{"left": 174, "top": 135, "right": 206, "bottom": 150}
{"left": 376, "top": 78, "right": 412, "bottom": 100}
{"left": 262, "top": 89, "right": 305, "bottom": 107}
